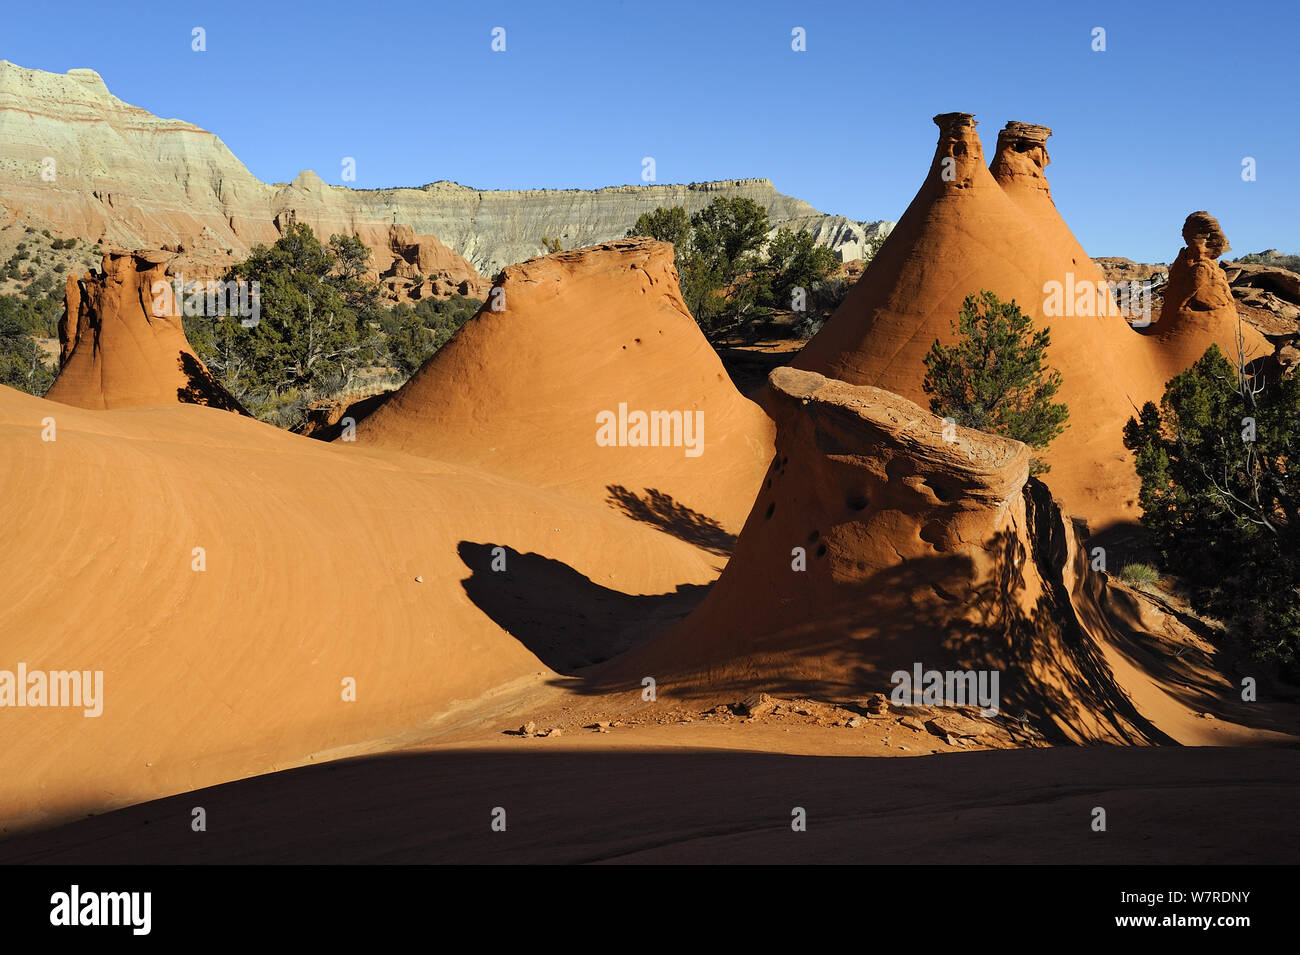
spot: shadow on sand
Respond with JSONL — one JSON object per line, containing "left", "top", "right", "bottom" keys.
{"left": 604, "top": 485, "right": 736, "bottom": 556}
{"left": 1, "top": 746, "right": 1297, "bottom": 863}
{"left": 457, "top": 542, "right": 707, "bottom": 674}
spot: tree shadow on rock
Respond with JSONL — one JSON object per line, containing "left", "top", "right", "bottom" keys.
{"left": 576, "top": 479, "right": 1218, "bottom": 746}
{"left": 176, "top": 351, "right": 249, "bottom": 414}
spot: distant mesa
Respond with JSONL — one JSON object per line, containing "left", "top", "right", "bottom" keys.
{"left": 0, "top": 61, "right": 890, "bottom": 283}
{"left": 44, "top": 251, "right": 245, "bottom": 413}
{"left": 1140, "top": 211, "right": 1272, "bottom": 376}
{"left": 353, "top": 238, "right": 775, "bottom": 534}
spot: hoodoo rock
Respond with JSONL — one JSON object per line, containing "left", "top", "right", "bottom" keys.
{"left": 1141, "top": 212, "right": 1272, "bottom": 376}
{"left": 601, "top": 367, "right": 1234, "bottom": 744}
{"left": 374, "top": 225, "right": 492, "bottom": 301}
{"left": 353, "top": 239, "right": 775, "bottom": 535}
{"left": 988, "top": 122, "right": 1054, "bottom": 193}
{"left": 44, "top": 251, "right": 244, "bottom": 412}
{"left": 989, "top": 121, "right": 1117, "bottom": 281}
{"left": 793, "top": 113, "right": 1166, "bottom": 530}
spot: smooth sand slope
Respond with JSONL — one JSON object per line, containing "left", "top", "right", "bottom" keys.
{"left": 354, "top": 239, "right": 775, "bottom": 532}
{"left": 1, "top": 239, "right": 781, "bottom": 834}
{"left": 3, "top": 225, "right": 1295, "bottom": 862}
{"left": 0, "top": 383, "right": 728, "bottom": 833}
{"left": 793, "top": 114, "right": 1176, "bottom": 531}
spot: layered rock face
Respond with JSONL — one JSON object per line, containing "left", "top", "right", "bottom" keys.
{"left": 988, "top": 122, "right": 1054, "bottom": 192}
{"left": 272, "top": 176, "right": 893, "bottom": 278}
{"left": 1142, "top": 212, "right": 1272, "bottom": 375}
{"left": 44, "top": 251, "right": 243, "bottom": 412}
{"left": 0, "top": 63, "right": 269, "bottom": 263}
{"left": 354, "top": 239, "right": 775, "bottom": 533}
{"left": 603, "top": 366, "right": 1172, "bottom": 743}
{"left": 0, "top": 62, "right": 890, "bottom": 280}
{"left": 792, "top": 113, "right": 1167, "bottom": 530}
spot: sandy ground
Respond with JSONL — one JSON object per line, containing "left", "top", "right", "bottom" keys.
{"left": 1, "top": 729, "right": 1295, "bottom": 863}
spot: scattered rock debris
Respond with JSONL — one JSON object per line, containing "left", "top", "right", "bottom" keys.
{"left": 506, "top": 693, "right": 1042, "bottom": 749}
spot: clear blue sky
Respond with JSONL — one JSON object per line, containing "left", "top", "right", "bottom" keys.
{"left": 5, "top": 0, "right": 1297, "bottom": 261}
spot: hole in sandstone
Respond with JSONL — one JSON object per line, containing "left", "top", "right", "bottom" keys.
{"left": 807, "top": 530, "right": 820, "bottom": 544}
{"left": 919, "top": 521, "right": 946, "bottom": 546}
{"left": 885, "top": 457, "right": 915, "bottom": 481}
{"left": 765, "top": 502, "right": 776, "bottom": 520}
{"left": 816, "top": 543, "right": 828, "bottom": 558}
{"left": 846, "top": 493, "right": 869, "bottom": 512}
{"left": 924, "top": 479, "right": 957, "bottom": 503}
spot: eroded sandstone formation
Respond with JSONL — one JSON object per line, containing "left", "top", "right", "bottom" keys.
{"left": 793, "top": 112, "right": 1165, "bottom": 530}
{"left": 375, "top": 225, "right": 491, "bottom": 301}
{"left": 353, "top": 239, "right": 775, "bottom": 533}
{"left": 603, "top": 366, "right": 1208, "bottom": 744}
{"left": 45, "top": 251, "right": 244, "bottom": 412}
{"left": 988, "top": 121, "right": 1054, "bottom": 195}
{"left": 1142, "top": 212, "right": 1272, "bottom": 375}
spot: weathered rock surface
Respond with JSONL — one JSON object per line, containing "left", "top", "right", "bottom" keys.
{"left": 44, "top": 251, "right": 245, "bottom": 412}
{"left": 598, "top": 365, "right": 1286, "bottom": 746}
{"left": 1096, "top": 256, "right": 1300, "bottom": 364}
{"left": 377, "top": 225, "right": 491, "bottom": 300}
{"left": 793, "top": 113, "right": 1166, "bottom": 530}
{"left": 1140, "top": 212, "right": 1273, "bottom": 376}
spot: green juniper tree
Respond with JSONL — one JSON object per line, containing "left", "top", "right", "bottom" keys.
{"left": 922, "top": 290, "right": 1069, "bottom": 473}
{"left": 1123, "top": 343, "right": 1299, "bottom": 665}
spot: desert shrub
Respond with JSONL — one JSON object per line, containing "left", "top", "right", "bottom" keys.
{"left": 0, "top": 291, "right": 62, "bottom": 338}
{"left": 922, "top": 290, "right": 1069, "bottom": 473}
{"left": 1124, "top": 343, "right": 1299, "bottom": 666}
{"left": 0, "top": 307, "right": 55, "bottom": 395}
{"left": 186, "top": 224, "right": 383, "bottom": 425}
{"left": 1236, "top": 250, "right": 1300, "bottom": 273}
{"left": 630, "top": 198, "right": 852, "bottom": 338}
{"left": 381, "top": 294, "right": 481, "bottom": 375}
{"left": 1119, "top": 563, "right": 1160, "bottom": 587}
{"left": 760, "top": 228, "right": 839, "bottom": 314}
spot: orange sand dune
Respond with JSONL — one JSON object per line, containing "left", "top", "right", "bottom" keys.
{"left": 0, "top": 383, "right": 724, "bottom": 833}
{"left": 794, "top": 114, "right": 1168, "bottom": 531}
{"left": 354, "top": 239, "right": 775, "bottom": 533}
{"left": 44, "top": 251, "right": 244, "bottom": 413}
